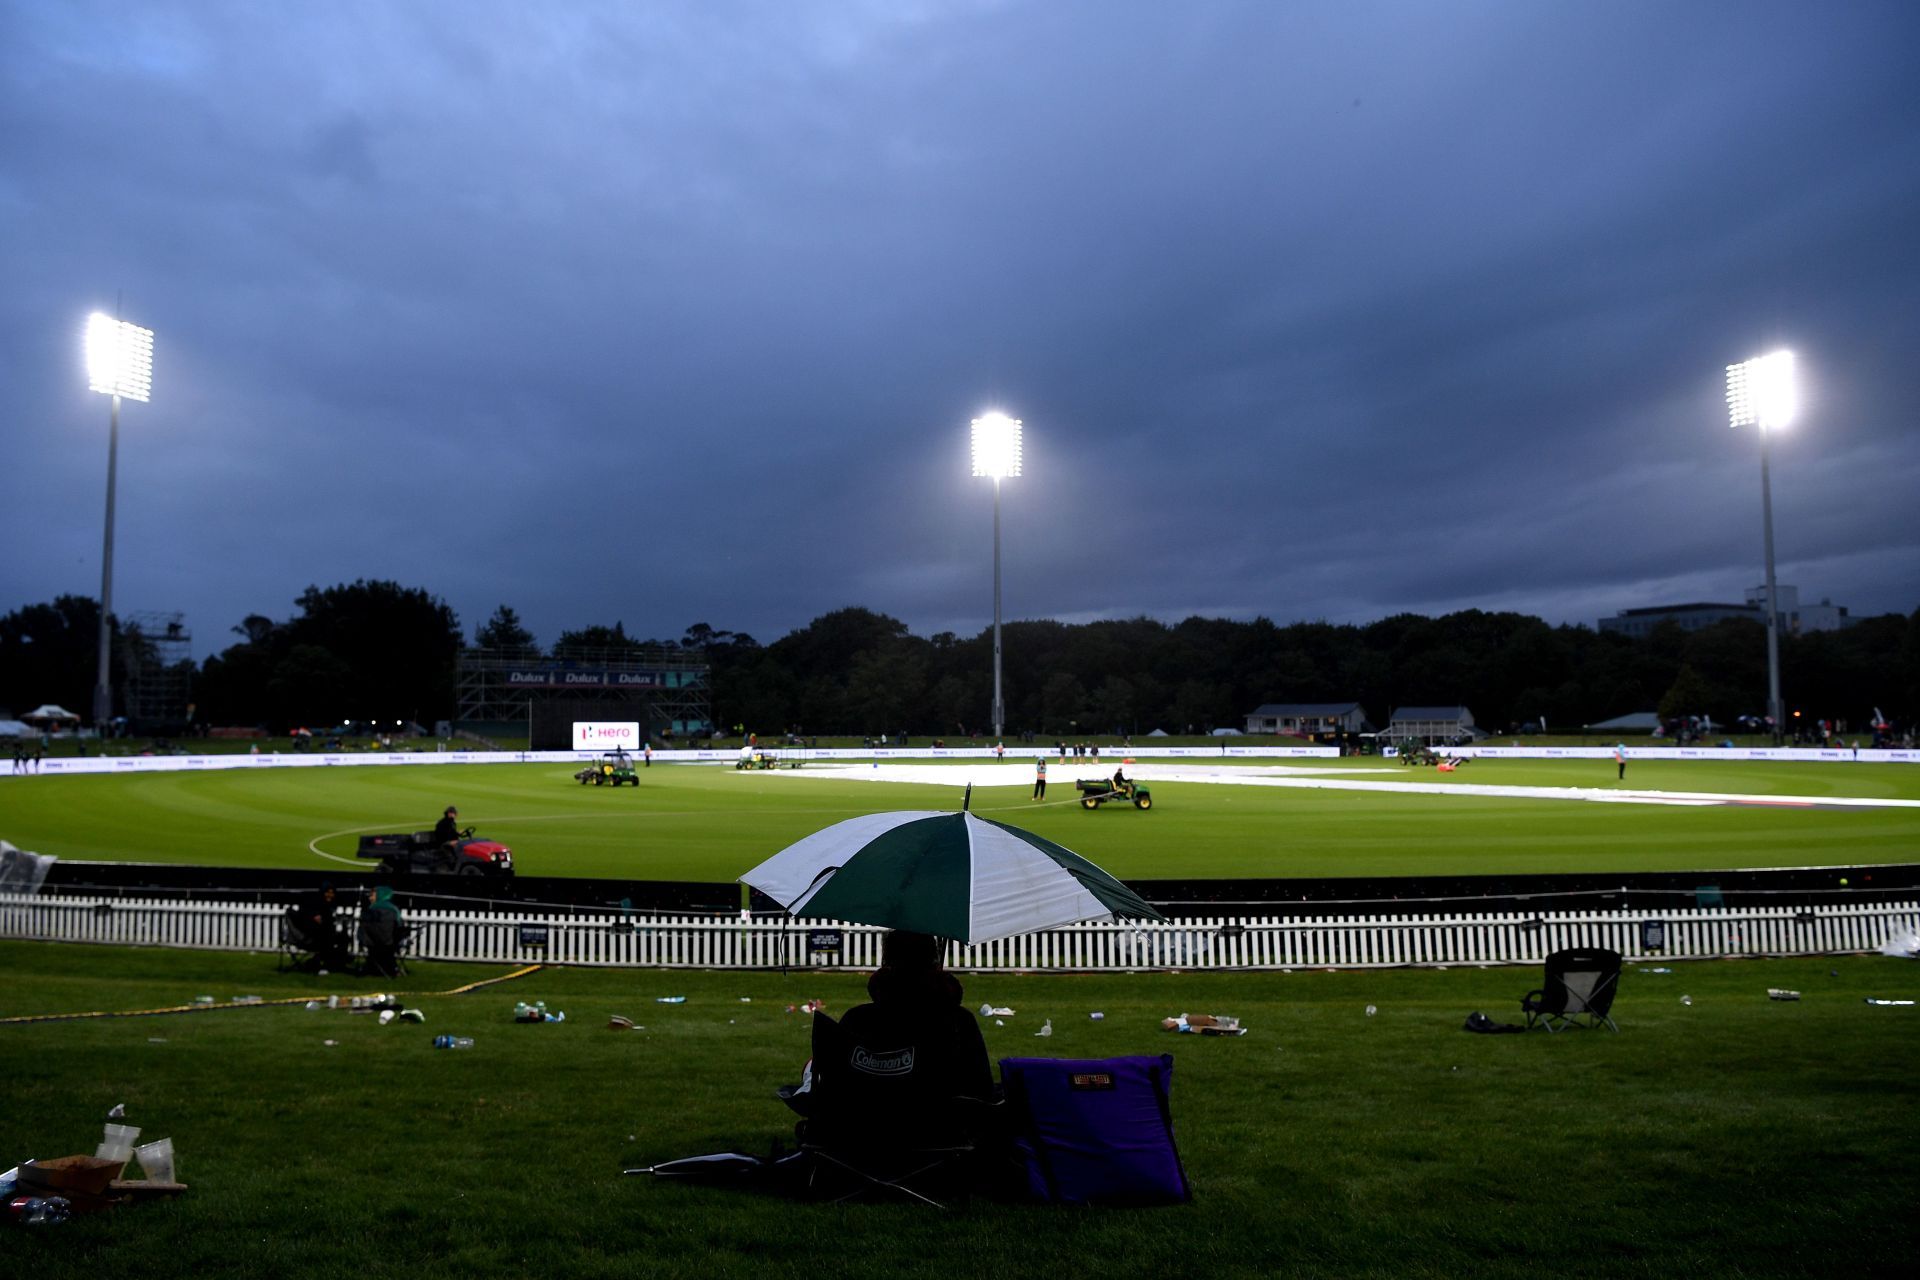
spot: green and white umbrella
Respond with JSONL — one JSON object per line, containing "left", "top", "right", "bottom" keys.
{"left": 740, "top": 810, "right": 1163, "bottom": 946}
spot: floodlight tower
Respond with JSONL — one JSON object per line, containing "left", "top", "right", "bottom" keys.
{"left": 971, "top": 412, "right": 1023, "bottom": 741}
{"left": 85, "top": 311, "right": 155, "bottom": 734}
{"left": 1725, "top": 350, "right": 1795, "bottom": 746}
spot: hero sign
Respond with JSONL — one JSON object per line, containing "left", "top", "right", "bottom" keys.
{"left": 573, "top": 721, "right": 640, "bottom": 750}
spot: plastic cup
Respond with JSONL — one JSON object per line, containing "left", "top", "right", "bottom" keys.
{"left": 95, "top": 1143, "right": 133, "bottom": 1163}
{"left": 133, "top": 1137, "right": 175, "bottom": 1183}
{"left": 103, "top": 1123, "right": 141, "bottom": 1148}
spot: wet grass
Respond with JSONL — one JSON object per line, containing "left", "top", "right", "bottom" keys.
{"left": 2, "top": 942, "right": 1917, "bottom": 1278}
{"left": 2, "top": 758, "right": 1916, "bottom": 881}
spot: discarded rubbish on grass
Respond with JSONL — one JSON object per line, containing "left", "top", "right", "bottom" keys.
{"left": 656, "top": 996, "right": 688, "bottom": 1005}
{"left": 1365, "top": 1005, "right": 1378, "bottom": 1017}
{"left": 1162, "top": 1013, "right": 1245, "bottom": 1036}
{"left": 979, "top": 1004, "right": 1016, "bottom": 1017}
{"left": 1034, "top": 1019, "right": 1053, "bottom": 1037}
{"left": 133, "top": 1138, "right": 175, "bottom": 1184}
{"left": 7, "top": 1192, "right": 71, "bottom": 1226}
{"left": 1089, "top": 1012, "right": 1105, "bottom": 1020}
{"left": 1862, "top": 997, "right": 1915, "bottom": 1006}
{"left": 1878, "top": 927, "right": 1920, "bottom": 959}
{"left": 1767, "top": 989, "right": 1802, "bottom": 1001}
{"left": 17, "top": 1132, "right": 188, "bottom": 1215}
{"left": 1680, "top": 995, "right": 1693, "bottom": 1006}
{"left": 515, "top": 1000, "right": 565, "bottom": 1023}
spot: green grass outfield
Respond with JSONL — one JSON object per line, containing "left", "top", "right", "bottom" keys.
{"left": 2, "top": 758, "right": 1917, "bottom": 880}
{"left": 2, "top": 942, "right": 1915, "bottom": 1278}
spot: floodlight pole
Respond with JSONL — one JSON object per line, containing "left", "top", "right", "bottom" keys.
{"left": 1758, "top": 425, "right": 1783, "bottom": 745}
{"left": 992, "top": 476, "right": 1004, "bottom": 741}
{"left": 972, "top": 411, "right": 1020, "bottom": 742}
{"left": 93, "top": 391, "right": 121, "bottom": 733}
{"left": 1728, "top": 351, "right": 1793, "bottom": 747}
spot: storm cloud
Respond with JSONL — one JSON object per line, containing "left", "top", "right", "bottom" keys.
{"left": 3, "top": 0, "right": 1916, "bottom": 654}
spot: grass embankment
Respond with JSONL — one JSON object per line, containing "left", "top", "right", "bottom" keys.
{"left": 2, "top": 760, "right": 1916, "bottom": 882}
{"left": 1, "top": 943, "right": 1915, "bottom": 1278}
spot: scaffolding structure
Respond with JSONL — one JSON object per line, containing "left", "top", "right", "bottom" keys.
{"left": 121, "top": 611, "right": 193, "bottom": 729}
{"left": 455, "top": 645, "right": 712, "bottom": 742}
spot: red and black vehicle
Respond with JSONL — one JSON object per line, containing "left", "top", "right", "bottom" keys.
{"left": 356, "top": 827, "right": 515, "bottom": 877}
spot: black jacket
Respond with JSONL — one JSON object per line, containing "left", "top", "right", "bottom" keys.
{"left": 811, "top": 968, "right": 992, "bottom": 1147}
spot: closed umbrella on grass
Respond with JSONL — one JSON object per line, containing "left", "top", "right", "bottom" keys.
{"left": 740, "top": 808, "right": 1162, "bottom": 946}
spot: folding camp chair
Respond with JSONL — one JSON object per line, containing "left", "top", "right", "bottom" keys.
{"left": 795, "top": 1011, "right": 989, "bottom": 1208}
{"left": 1521, "top": 946, "right": 1621, "bottom": 1032}
{"left": 998, "top": 1055, "right": 1190, "bottom": 1206}
{"left": 279, "top": 894, "right": 353, "bottom": 973}
{"left": 356, "top": 905, "right": 412, "bottom": 978}
{"left": 279, "top": 908, "right": 329, "bottom": 972}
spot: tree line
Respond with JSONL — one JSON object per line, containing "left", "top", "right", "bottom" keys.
{"left": 4, "top": 583, "right": 1915, "bottom": 737}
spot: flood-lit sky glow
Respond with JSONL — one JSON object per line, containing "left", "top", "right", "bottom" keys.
{"left": 4, "top": 1, "right": 1916, "bottom": 653}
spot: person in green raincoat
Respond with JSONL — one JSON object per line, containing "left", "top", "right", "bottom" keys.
{"left": 358, "top": 885, "right": 410, "bottom": 977}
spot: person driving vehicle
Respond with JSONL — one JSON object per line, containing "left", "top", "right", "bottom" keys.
{"left": 433, "top": 805, "right": 462, "bottom": 862}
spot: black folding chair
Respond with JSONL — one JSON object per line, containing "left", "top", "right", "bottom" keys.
{"left": 1522, "top": 946, "right": 1622, "bottom": 1032}
{"left": 357, "top": 906, "right": 412, "bottom": 978}
{"left": 795, "top": 1011, "right": 990, "bottom": 1208}
{"left": 279, "top": 896, "right": 353, "bottom": 972}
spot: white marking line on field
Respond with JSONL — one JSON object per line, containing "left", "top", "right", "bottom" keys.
{"left": 748, "top": 762, "right": 1920, "bottom": 810}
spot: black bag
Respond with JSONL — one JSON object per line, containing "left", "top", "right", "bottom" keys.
{"left": 1463, "top": 1011, "right": 1526, "bottom": 1034}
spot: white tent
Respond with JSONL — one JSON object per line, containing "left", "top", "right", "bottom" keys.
{"left": 1585, "top": 711, "right": 1660, "bottom": 732}
{"left": 22, "top": 705, "right": 81, "bottom": 724}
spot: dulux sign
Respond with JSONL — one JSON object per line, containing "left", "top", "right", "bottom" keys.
{"left": 505, "top": 668, "right": 664, "bottom": 688}
{"left": 573, "top": 721, "right": 641, "bottom": 750}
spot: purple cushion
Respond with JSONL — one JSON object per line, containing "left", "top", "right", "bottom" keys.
{"left": 998, "top": 1054, "right": 1190, "bottom": 1206}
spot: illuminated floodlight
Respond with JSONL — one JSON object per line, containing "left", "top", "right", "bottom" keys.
{"left": 86, "top": 312, "right": 154, "bottom": 403}
{"left": 1725, "top": 350, "right": 1794, "bottom": 430}
{"left": 971, "top": 412, "right": 1023, "bottom": 479}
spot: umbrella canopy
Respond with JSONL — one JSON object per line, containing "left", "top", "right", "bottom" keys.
{"left": 22, "top": 705, "right": 81, "bottom": 724}
{"left": 741, "top": 810, "right": 1162, "bottom": 946}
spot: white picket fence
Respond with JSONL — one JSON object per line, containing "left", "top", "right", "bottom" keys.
{"left": 2, "top": 893, "right": 1913, "bottom": 971}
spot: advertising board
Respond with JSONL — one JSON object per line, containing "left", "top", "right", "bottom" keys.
{"left": 572, "top": 721, "right": 642, "bottom": 751}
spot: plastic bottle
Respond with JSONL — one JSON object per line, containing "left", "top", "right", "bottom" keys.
{"left": 7, "top": 1195, "right": 72, "bottom": 1226}
{"left": 432, "top": 1035, "right": 475, "bottom": 1049}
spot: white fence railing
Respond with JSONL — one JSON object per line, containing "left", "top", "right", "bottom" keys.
{"left": 3, "top": 894, "right": 1913, "bottom": 971}
{"left": 25, "top": 743, "right": 1918, "bottom": 778}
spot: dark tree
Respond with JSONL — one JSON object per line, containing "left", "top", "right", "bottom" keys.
{"left": 0, "top": 596, "right": 115, "bottom": 721}
{"left": 475, "top": 605, "right": 539, "bottom": 656}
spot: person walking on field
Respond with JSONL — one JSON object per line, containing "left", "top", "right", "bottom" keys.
{"left": 1614, "top": 743, "right": 1627, "bottom": 781}
{"left": 1033, "top": 757, "right": 1047, "bottom": 801}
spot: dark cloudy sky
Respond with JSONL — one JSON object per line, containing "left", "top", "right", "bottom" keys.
{"left": 4, "top": 1, "right": 1917, "bottom": 656}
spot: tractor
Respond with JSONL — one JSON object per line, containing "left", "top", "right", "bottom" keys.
{"left": 1075, "top": 778, "right": 1153, "bottom": 810}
